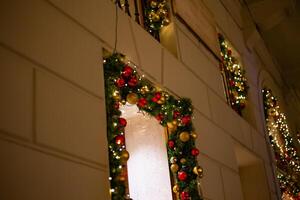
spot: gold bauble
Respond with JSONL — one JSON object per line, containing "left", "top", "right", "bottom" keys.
{"left": 140, "top": 85, "right": 150, "bottom": 94}
{"left": 126, "top": 93, "right": 138, "bottom": 105}
{"left": 179, "top": 132, "right": 190, "bottom": 142}
{"left": 180, "top": 158, "right": 187, "bottom": 164}
{"left": 151, "top": 13, "right": 160, "bottom": 22}
{"left": 120, "top": 150, "right": 130, "bottom": 163}
{"left": 193, "top": 166, "right": 204, "bottom": 178}
{"left": 172, "top": 184, "right": 180, "bottom": 193}
{"left": 150, "top": 0, "right": 158, "bottom": 8}
{"left": 162, "top": 18, "right": 170, "bottom": 26}
{"left": 167, "top": 121, "right": 177, "bottom": 133}
{"left": 112, "top": 90, "right": 121, "bottom": 101}
{"left": 167, "top": 122, "right": 174, "bottom": 129}
{"left": 172, "top": 120, "right": 178, "bottom": 125}
{"left": 190, "top": 132, "right": 197, "bottom": 139}
{"left": 121, "top": 99, "right": 126, "bottom": 105}
{"left": 170, "top": 164, "right": 179, "bottom": 173}
{"left": 157, "top": 96, "right": 165, "bottom": 104}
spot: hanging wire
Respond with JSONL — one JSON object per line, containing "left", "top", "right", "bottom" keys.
{"left": 113, "top": 0, "right": 119, "bottom": 53}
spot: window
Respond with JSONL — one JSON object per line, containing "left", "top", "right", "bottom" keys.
{"left": 218, "top": 34, "right": 249, "bottom": 115}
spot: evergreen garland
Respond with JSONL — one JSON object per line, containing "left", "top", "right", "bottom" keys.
{"left": 104, "top": 53, "right": 203, "bottom": 200}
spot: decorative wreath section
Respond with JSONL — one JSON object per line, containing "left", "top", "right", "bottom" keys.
{"left": 104, "top": 53, "right": 203, "bottom": 200}
{"left": 263, "top": 88, "right": 300, "bottom": 199}
{"left": 218, "top": 33, "right": 248, "bottom": 115}
{"left": 144, "top": 0, "right": 170, "bottom": 32}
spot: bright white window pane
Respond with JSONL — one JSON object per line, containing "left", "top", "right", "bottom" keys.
{"left": 121, "top": 104, "right": 173, "bottom": 200}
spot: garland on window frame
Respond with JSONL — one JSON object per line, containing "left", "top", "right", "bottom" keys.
{"left": 218, "top": 33, "right": 248, "bottom": 115}
{"left": 262, "top": 88, "right": 300, "bottom": 199}
{"left": 144, "top": 0, "right": 170, "bottom": 33}
{"left": 104, "top": 53, "right": 203, "bottom": 200}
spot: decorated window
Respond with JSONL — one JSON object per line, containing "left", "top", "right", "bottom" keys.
{"left": 218, "top": 33, "right": 249, "bottom": 115}
{"left": 262, "top": 88, "right": 300, "bottom": 199}
{"left": 104, "top": 53, "right": 204, "bottom": 200}
{"left": 116, "top": 0, "right": 171, "bottom": 40}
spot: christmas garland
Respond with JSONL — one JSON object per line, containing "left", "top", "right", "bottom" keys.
{"left": 218, "top": 33, "right": 248, "bottom": 115}
{"left": 262, "top": 88, "right": 300, "bottom": 199}
{"left": 104, "top": 53, "right": 203, "bottom": 200}
{"left": 144, "top": 0, "right": 170, "bottom": 32}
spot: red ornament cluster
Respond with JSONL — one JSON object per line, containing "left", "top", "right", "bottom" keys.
{"left": 115, "top": 65, "right": 138, "bottom": 88}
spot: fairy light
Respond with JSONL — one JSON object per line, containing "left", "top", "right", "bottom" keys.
{"left": 263, "top": 88, "right": 300, "bottom": 198}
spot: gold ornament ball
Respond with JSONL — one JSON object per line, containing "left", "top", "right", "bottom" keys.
{"left": 172, "top": 184, "right": 180, "bottom": 194}
{"left": 193, "top": 166, "right": 204, "bottom": 178}
{"left": 167, "top": 122, "right": 174, "bottom": 129}
{"left": 180, "top": 158, "right": 187, "bottom": 164}
{"left": 126, "top": 93, "right": 138, "bottom": 105}
{"left": 190, "top": 132, "right": 197, "bottom": 139}
{"left": 112, "top": 91, "right": 121, "bottom": 101}
{"left": 157, "top": 96, "right": 165, "bottom": 104}
{"left": 179, "top": 131, "right": 190, "bottom": 142}
{"left": 151, "top": 13, "right": 160, "bottom": 22}
{"left": 120, "top": 150, "right": 130, "bottom": 163}
{"left": 162, "top": 18, "right": 170, "bottom": 26}
{"left": 172, "top": 120, "right": 178, "bottom": 125}
{"left": 150, "top": 0, "right": 158, "bottom": 8}
{"left": 170, "top": 164, "right": 179, "bottom": 173}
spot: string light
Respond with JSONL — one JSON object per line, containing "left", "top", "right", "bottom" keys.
{"left": 263, "top": 88, "right": 300, "bottom": 199}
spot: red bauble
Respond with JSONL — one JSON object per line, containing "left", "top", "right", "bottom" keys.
{"left": 181, "top": 191, "right": 190, "bottom": 200}
{"left": 181, "top": 115, "right": 191, "bottom": 125}
{"left": 138, "top": 98, "right": 148, "bottom": 108}
{"left": 154, "top": 92, "right": 161, "bottom": 99}
{"left": 128, "top": 76, "right": 138, "bottom": 87}
{"left": 168, "top": 140, "right": 175, "bottom": 148}
{"left": 229, "top": 80, "right": 235, "bottom": 87}
{"left": 178, "top": 171, "right": 188, "bottom": 181}
{"left": 118, "top": 118, "right": 127, "bottom": 127}
{"left": 116, "top": 78, "right": 125, "bottom": 88}
{"left": 191, "top": 148, "right": 199, "bottom": 156}
{"left": 151, "top": 97, "right": 158, "bottom": 103}
{"left": 228, "top": 49, "right": 232, "bottom": 55}
{"left": 114, "top": 102, "right": 120, "bottom": 110}
{"left": 122, "top": 65, "right": 133, "bottom": 78}
{"left": 115, "top": 135, "right": 125, "bottom": 145}
{"left": 173, "top": 111, "right": 180, "bottom": 119}
{"left": 156, "top": 113, "right": 164, "bottom": 121}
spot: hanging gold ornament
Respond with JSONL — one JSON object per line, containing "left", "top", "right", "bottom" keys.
{"left": 190, "top": 132, "right": 197, "bottom": 139}
{"left": 157, "top": 96, "right": 165, "bottom": 104}
{"left": 121, "top": 99, "right": 126, "bottom": 105}
{"left": 193, "top": 166, "right": 204, "bottom": 178}
{"left": 112, "top": 90, "right": 121, "bottom": 101}
{"left": 180, "top": 158, "right": 187, "bottom": 164}
{"left": 170, "top": 164, "right": 179, "bottom": 173}
{"left": 167, "top": 121, "right": 177, "bottom": 132}
{"left": 152, "top": 13, "right": 160, "bottom": 22}
{"left": 120, "top": 150, "right": 130, "bottom": 163}
{"left": 162, "top": 18, "right": 170, "bottom": 26}
{"left": 140, "top": 85, "right": 150, "bottom": 94}
{"left": 126, "top": 93, "right": 138, "bottom": 105}
{"left": 172, "top": 120, "right": 178, "bottom": 126}
{"left": 179, "top": 131, "right": 190, "bottom": 142}
{"left": 150, "top": 0, "right": 158, "bottom": 8}
{"left": 172, "top": 184, "right": 180, "bottom": 193}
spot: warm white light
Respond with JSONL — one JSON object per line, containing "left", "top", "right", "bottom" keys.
{"left": 120, "top": 104, "right": 173, "bottom": 200}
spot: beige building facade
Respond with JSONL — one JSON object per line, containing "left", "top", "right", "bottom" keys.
{"left": 0, "top": 0, "right": 298, "bottom": 199}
